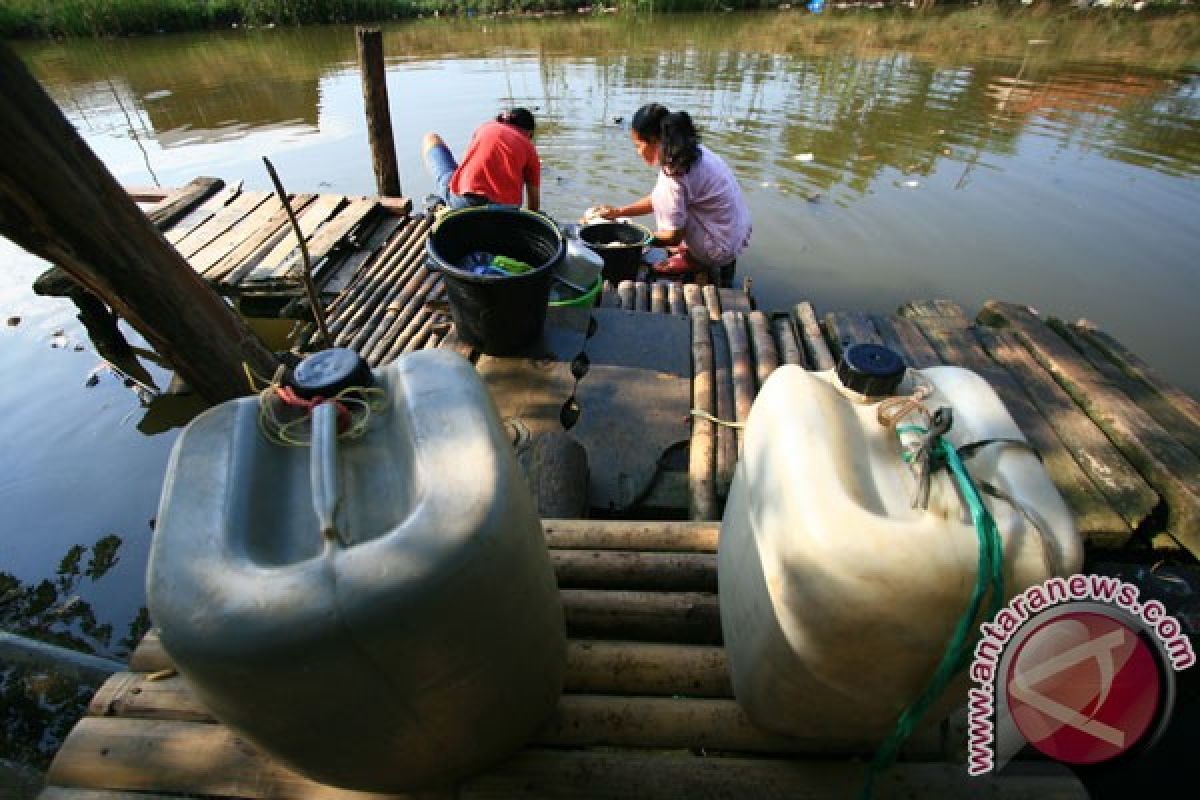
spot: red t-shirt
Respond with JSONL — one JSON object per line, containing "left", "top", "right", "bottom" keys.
{"left": 450, "top": 121, "right": 540, "bottom": 207}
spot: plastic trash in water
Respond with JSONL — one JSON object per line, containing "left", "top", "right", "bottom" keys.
{"left": 807, "top": 0, "right": 824, "bottom": 13}
{"left": 794, "top": 153, "right": 814, "bottom": 162}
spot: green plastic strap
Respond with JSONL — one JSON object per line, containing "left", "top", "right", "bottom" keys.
{"left": 861, "top": 436, "right": 1005, "bottom": 798}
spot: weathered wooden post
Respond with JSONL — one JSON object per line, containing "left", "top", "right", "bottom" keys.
{"left": 356, "top": 27, "right": 402, "bottom": 198}
{"left": 0, "top": 43, "right": 278, "bottom": 403}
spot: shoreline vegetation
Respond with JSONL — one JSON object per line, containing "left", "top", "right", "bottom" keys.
{"left": 1, "top": 1, "right": 1195, "bottom": 40}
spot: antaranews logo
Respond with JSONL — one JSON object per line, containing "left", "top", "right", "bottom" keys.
{"left": 967, "top": 574, "right": 1195, "bottom": 775}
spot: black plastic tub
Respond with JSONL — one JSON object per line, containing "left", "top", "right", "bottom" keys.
{"left": 426, "top": 207, "right": 565, "bottom": 355}
{"left": 579, "top": 221, "right": 651, "bottom": 282}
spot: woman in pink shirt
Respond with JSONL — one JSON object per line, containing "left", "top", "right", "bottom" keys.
{"left": 595, "top": 103, "right": 751, "bottom": 287}
{"left": 422, "top": 108, "right": 541, "bottom": 211}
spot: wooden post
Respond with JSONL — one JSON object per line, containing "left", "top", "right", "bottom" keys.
{"left": 356, "top": 27, "right": 401, "bottom": 198}
{"left": 0, "top": 43, "right": 277, "bottom": 403}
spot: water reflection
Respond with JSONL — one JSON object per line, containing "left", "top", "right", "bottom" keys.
{"left": 14, "top": 13, "right": 1199, "bottom": 185}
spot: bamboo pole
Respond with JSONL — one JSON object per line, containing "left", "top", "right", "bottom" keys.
{"left": 711, "top": 322, "right": 737, "bottom": 497}
{"left": 635, "top": 281, "right": 649, "bottom": 312}
{"left": 617, "top": 280, "right": 635, "bottom": 310}
{"left": 541, "top": 519, "right": 719, "bottom": 553}
{"left": 331, "top": 217, "right": 432, "bottom": 338}
{"left": 0, "top": 44, "right": 277, "bottom": 402}
{"left": 327, "top": 216, "right": 425, "bottom": 318}
{"left": 355, "top": 28, "right": 401, "bottom": 197}
{"left": 650, "top": 281, "right": 666, "bottom": 314}
{"left": 668, "top": 282, "right": 686, "bottom": 316}
{"left": 551, "top": 550, "right": 717, "bottom": 592}
{"left": 723, "top": 311, "right": 755, "bottom": 455}
{"left": 702, "top": 284, "right": 722, "bottom": 322}
{"left": 0, "top": 632, "right": 124, "bottom": 685}
{"left": 688, "top": 306, "right": 718, "bottom": 521}
{"left": 683, "top": 284, "right": 703, "bottom": 314}
{"left": 747, "top": 311, "right": 780, "bottom": 386}
{"left": 772, "top": 313, "right": 805, "bottom": 367}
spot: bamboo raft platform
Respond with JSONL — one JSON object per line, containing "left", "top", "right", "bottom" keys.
{"left": 130, "top": 176, "right": 1199, "bottom": 548}
{"left": 39, "top": 177, "right": 1196, "bottom": 796}
{"left": 40, "top": 518, "right": 1087, "bottom": 799}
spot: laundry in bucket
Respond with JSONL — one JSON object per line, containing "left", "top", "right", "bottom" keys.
{"left": 457, "top": 250, "right": 534, "bottom": 277}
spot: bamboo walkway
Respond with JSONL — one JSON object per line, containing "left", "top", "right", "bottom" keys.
{"left": 40, "top": 519, "right": 1086, "bottom": 800}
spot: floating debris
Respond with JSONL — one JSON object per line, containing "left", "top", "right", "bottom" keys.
{"left": 6, "top": 316, "right": 18, "bottom": 326}
{"left": 794, "top": 153, "right": 814, "bottom": 162}
{"left": 903, "top": 180, "right": 920, "bottom": 188}
{"left": 760, "top": 181, "right": 771, "bottom": 188}
{"left": 73, "top": 344, "right": 85, "bottom": 352}
{"left": 805, "top": 191, "right": 822, "bottom": 203}
{"left": 51, "top": 328, "right": 68, "bottom": 348}
{"left": 143, "top": 90, "right": 172, "bottom": 101}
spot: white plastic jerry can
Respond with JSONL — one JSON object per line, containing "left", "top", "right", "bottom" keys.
{"left": 148, "top": 349, "right": 566, "bottom": 791}
{"left": 718, "top": 355, "right": 1081, "bottom": 744}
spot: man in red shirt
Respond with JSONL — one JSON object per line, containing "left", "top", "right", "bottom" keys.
{"left": 422, "top": 108, "right": 541, "bottom": 211}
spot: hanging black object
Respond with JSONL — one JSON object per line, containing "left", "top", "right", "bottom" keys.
{"left": 836, "top": 343, "right": 905, "bottom": 396}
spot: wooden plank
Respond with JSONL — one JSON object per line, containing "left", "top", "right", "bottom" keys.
{"left": 898, "top": 299, "right": 971, "bottom": 324}
{"left": 243, "top": 194, "right": 346, "bottom": 282}
{"left": 125, "top": 186, "right": 171, "bottom": 203}
{"left": 552, "top": 550, "right": 716, "bottom": 592}
{"left": 321, "top": 214, "right": 405, "bottom": 296}
{"left": 650, "top": 281, "right": 666, "bottom": 314}
{"left": 145, "top": 176, "right": 223, "bottom": 230}
{"left": 871, "top": 314, "right": 942, "bottom": 369}
{"left": 823, "top": 310, "right": 882, "bottom": 361}
{"left": 973, "top": 328, "right": 1142, "bottom": 544}
{"left": 162, "top": 183, "right": 241, "bottom": 246}
{"left": 979, "top": 301, "right": 1200, "bottom": 552}
{"left": 634, "top": 281, "right": 649, "bottom": 312}
{"left": 900, "top": 306, "right": 1134, "bottom": 544}
{"left": 682, "top": 283, "right": 703, "bottom": 314}
{"left": 188, "top": 193, "right": 284, "bottom": 275}
{"left": 540, "top": 520, "right": 719, "bottom": 553}
{"left": 1053, "top": 318, "right": 1200, "bottom": 459}
{"left": 210, "top": 193, "right": 318, "bottom": 285}
{"left": 177, "top": 190, "right": 272, "bottom": 260}
{"left": 291, "top": 197, "right": 380, "bottom": 282}
{"left": 717, "top": 287, "right": 752, "bottom": 315}
{"left": 561, "top": 589, "right": 720, "bottom": 644}
{"left": 791, "top": 301, "right": 834, "bottom": 370}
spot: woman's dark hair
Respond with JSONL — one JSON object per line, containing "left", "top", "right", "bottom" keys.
{"left": 631, "top": 103, "right": 701, "bottom": 176}
{"left": 497, "top": 107, "right": 536, "bottom": 133}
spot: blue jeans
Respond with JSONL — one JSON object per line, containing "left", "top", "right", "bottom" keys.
{"left": 422, "top": 142, "right": 487, "bottom": 210}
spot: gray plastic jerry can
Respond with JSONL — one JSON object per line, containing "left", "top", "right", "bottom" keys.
{"left": 147, "top": 349, "right": 566, "bottom": 791}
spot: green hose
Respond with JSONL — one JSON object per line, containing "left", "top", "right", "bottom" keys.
{"left": 861, "top": 429, "right": 1006, "bottom": 798}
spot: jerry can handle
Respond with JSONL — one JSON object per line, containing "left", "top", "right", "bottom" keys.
{"left": 311, "top": 401, "right": 341, "bottom": 544}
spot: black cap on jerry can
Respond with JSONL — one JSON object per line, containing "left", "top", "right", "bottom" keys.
{"left": 836, "top": 343, "right": 905, "bottom": 396}
{"left": 288, "top": 348, "right": 373, "bottom": 399}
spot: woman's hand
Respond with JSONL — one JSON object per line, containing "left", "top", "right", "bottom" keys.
{"left": 592, "top": 205, "right": 620, "bottom": 220}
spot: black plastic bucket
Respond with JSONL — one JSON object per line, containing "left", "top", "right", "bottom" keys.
{"left": 427, "top": 207, "right": 565, "bottom": 355}
{"left": 579, "top": 221, "right": 651, "bottom": 283}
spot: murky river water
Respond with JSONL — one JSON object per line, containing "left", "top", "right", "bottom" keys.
{"left": 1, "top": 9, "right": 1198, "bottom": 668}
